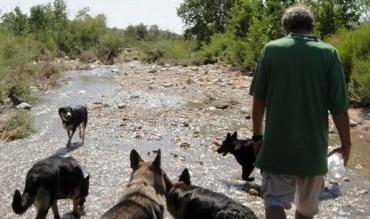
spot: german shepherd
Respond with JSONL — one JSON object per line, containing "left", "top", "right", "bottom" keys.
{"left": 58, "top": 105, "right": 88, "bottom": 147}
{"left": 165, "top": 168, "right": 258, "bottom": 219}
{"left": 12, "top": 155, "right": 90, "bottom": 219}
{"left": 216, "top": 132, "right": 256, "bottom": 181}
{"left": 100, "top": 149, "right": 168, "bottom": 219}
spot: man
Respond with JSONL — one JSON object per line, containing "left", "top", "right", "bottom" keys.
{"left": 249, "top": 5, "right": 351, "bottom": 219}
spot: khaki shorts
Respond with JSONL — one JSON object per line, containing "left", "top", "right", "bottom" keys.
{"left": 262, "top": 171, "right": 324, "bottom": 217}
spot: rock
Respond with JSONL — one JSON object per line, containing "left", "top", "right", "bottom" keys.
{"left": 111, "top": 68, "right": 120, "bottom": 73}
{"left": 247, "top": 188, "right": 260, "bottom": 197}
{"left": 357, "top": 190, "right": 369, "bottom": 195}
{"left": 214, "top": 103, "right": 229, "bottom": 110}
{"left": 118, "top": 103, "right": 127, "bottom": 109}
{"left": 214, "top": 141, "right": 222, "bottom": 146}
{"left": 103, "top": 103, "right": 110, "bottom": 108}
{"left": 16, "top": 102, "right": 32, "bottom": 110}
{"left": 162, "top": 82, "right": 173, "bottom": 88}
{"left": 240, "top": 107, "right": 249, "bottom": 114}
{"left": 180, "top": 142, "right": 191, "bottom": 149}
{"left": 212, "top": 78, "right": 222, "bottom": 83}
{"left": 208, "top": 144, "right": 219, "bottom": 151}
{"left": 148, "top": 68, "right": 157, "bottom": 73}
{"left": 208, "top": 106, "right": 217, "bottom": 111}
{"left": 186, "top": 78, "right": 194, "bottom": 84}
{"left": 350, "top": 119, "right": 360, "bottom": 128}
{"left": 343, "top": 177, "right": 350, "bottom": 182}
{"left": 190, "top": 67, "right": 199, "bottom": 71}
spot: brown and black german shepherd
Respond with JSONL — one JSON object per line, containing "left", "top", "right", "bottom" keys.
{"left": 12, "top": 155, "right": 90, "bottom": 219}
{"left": 165, "top": 168, "right": 258, "bottom": 219}
{"left": 100, "top": 149, "right": 169, "bottom": 219}
{"left": 58, "top": 105, "right": 88, "bottom": 147}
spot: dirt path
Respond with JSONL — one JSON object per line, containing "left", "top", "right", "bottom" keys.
{"left": 0, "top": 61, "right": 369, "bottom": 218}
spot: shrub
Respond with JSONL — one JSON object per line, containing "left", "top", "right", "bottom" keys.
{"left": 141, "top": 39, "right": 201, "bottom": 66}
{"left": 330, "top": 23, "right": 370, "bottom": 105}
{"left": 0, "top": 109, "right": 35, "bottom": 142}
{"left": 201, "top": 33, "right": 230, "bottom": 64}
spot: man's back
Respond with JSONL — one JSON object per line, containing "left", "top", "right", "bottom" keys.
{"left": 250, "top": 33, "right": 348, "bottom": 176}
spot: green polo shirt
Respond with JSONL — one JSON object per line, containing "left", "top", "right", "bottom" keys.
{"left": 249, "top": 33, "right": 349, "bottom": 176}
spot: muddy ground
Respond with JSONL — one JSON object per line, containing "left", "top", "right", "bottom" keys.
{"left": 0, "top": 61, "right": 369, "bottom": 218}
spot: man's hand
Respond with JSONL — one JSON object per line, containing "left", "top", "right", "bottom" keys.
{"left": 328, "top": 145, "right": 351, "bottom": 166}
{"left": 331, "top": 111, "right": 351, "bottom": 166}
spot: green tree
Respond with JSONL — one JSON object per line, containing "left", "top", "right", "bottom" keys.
{"left": 1, "top": 7, "right": 28, "bottom": 35}
{"left": 177, "top": 0, "right": 235, "bottom": 42}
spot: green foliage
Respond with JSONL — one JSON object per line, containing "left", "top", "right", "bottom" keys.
{"left": 331, "top": 23, "right": 370, "bottom": 105}
{"left": 141, "top": 39, "right": 201, "bottom": 66}
{"left": 1, "top": 7, "right": 29, "bottom": 35}
{"left": 201, "top": 33, "right": 230, "bottom": 64}
{"left": 98, "top": 30, "right": 124, "bottom": 64}
{"left": 0, "top": 109, "right": 35, "bottom": 142}
{"left": 177, "top": 0, "right": 235, "bottom": 42}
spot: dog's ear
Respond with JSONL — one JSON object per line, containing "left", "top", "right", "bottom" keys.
{"left": 130, "top": 149, "right": 143, "bottom": 170}
{"left": 179, "top": 168, "right": 191, "bottom": 185}
{"left": 232, "top": 131, "right": 237, "bottom": 139}
{"left": 152, "top": 149, "right": 161, "bottom": 170}
{"left": 226, "top": 132, "right": 231, "bottom": 138}
{"left": 85, "top": 174, "right": 90, "bottom": 185}
{"left": 58, "top": 107, "right": 63, "bottom": 115}
{"left": 163, "top": 172, "right": 173, "bottom": 192}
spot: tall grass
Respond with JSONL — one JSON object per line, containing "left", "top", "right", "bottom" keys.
{"left": 0, "top": 109, "right": 35, "bottom": 142}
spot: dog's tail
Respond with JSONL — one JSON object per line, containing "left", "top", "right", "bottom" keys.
{"left": 12, "top": 182, "right": 37, "bottom": 214}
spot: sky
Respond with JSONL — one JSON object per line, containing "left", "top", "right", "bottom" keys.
{"left": 0, "top": 0, "right": 185, "bottom": 33}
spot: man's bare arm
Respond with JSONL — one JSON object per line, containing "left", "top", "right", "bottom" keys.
{"left": 252, "top": 98, "right": 265, "bottom": 135}
{"left": 330, "top": 111, "right": 351, "bottom": 166}
{"left": 252, "top": 98, "right": 265, "bottom": 155}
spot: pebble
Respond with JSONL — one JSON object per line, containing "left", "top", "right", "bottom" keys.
{"left": 208, "top": 106, "right": 216, "bottom": 111}
{"left": 162, "top": 82, "right": 173, "bottom": 88}
{"left": 357, "top": 190, "right": 369, "bottom": 195}
{"left": 180, "top": 142, "right": 191, "bottom": 149}
{"left": 240, "top": 107, "right": 249, "bottom": 114}
{"left": 117, "top": 103, "right": 127, "bottom": 109}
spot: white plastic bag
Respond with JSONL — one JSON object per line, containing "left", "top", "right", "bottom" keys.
{"left": 327, "top": 152, "right": 345, "bottom": 182}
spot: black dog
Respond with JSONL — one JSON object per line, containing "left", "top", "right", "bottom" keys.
{"left": 165, "top": 168, "right": 258, "bottom": 219}
{"left": 12, "top": 155, "right": 90, "bottom": 219}
{"left": 216, "top": 132, "right": 256, "bottom": 181}
{"left": 59, "top": 105, "right": 88, "bottom": 147}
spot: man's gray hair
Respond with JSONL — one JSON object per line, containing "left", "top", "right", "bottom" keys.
{"left": 282, "top": 5, "right": 314, "bottom": 33}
